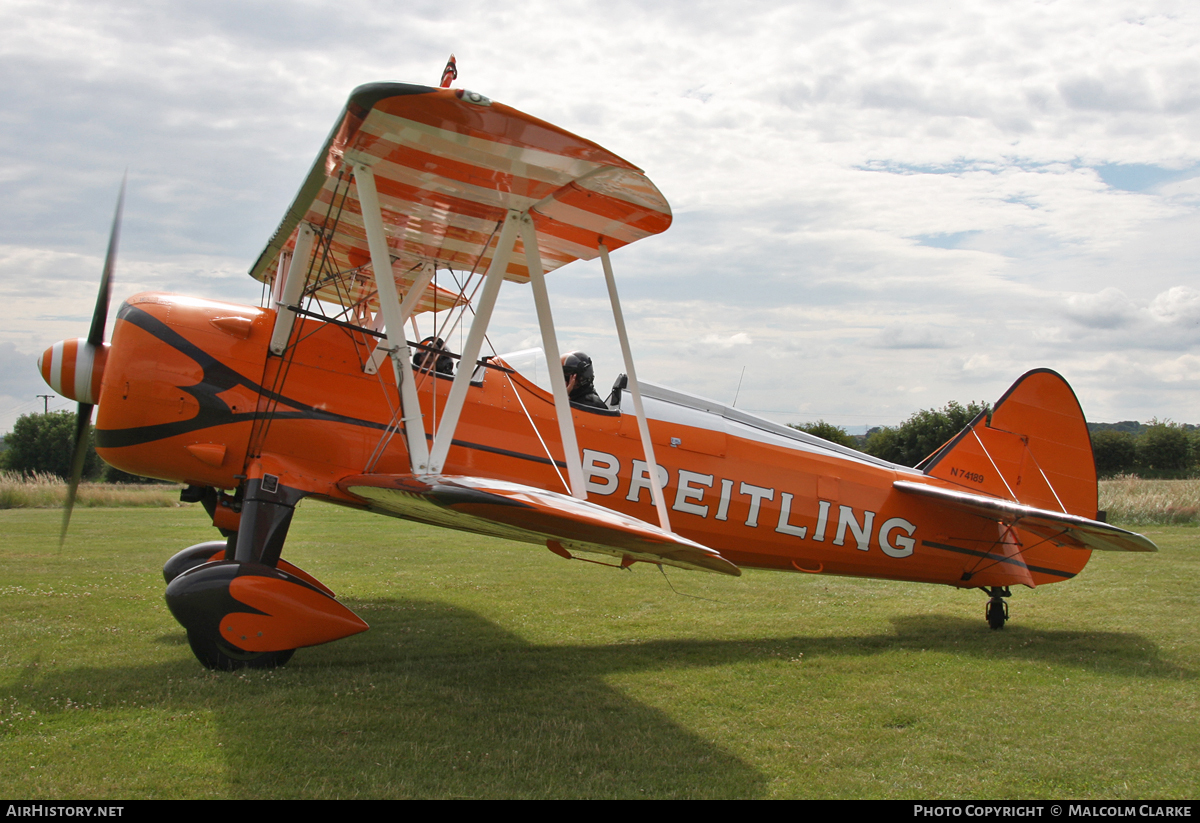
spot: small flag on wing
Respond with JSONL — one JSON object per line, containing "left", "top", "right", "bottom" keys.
{"left": 440, "top": 54, "right": 458, "bottom": 88}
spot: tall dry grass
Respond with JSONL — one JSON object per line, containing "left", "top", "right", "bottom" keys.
{"left": 0, "top": 471, "right": 186, "bottom": 509}
{"left": 1, "top": 471, "right": 1194, "bottom": 525}
{"left": 1099, "top": 475, "right": 1200, "bottom": 526}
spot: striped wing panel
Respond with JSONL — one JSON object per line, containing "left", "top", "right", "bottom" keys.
{"left": 250, "top": 83, "right": 672, "bottom": 315}
{"left": 339, "top": 473, "right": 740, "bottom": 577}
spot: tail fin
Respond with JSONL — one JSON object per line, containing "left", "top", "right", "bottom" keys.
{"left": 921, "top": 369, "right": 1098, "bottom": 519}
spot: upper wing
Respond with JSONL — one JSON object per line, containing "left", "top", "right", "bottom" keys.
{"left": 338, "top": 473, "right": 740, "bottom": 576}
{"left": 893, "top": 480, "right": 1157, "bottom": 553}
{"left": 250, "top": 83, "right": 673, "bottom": 315}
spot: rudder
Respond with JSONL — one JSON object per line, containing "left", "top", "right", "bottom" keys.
{"left": 921, "top": 369, "right": 1098, "bottom": 519}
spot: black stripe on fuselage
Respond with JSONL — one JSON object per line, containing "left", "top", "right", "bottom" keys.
{"left": 97, "top": 304, "right": 567, "bottom": 470}
{"left": 921, "top": 539, "right": 1076, "bottom": 580}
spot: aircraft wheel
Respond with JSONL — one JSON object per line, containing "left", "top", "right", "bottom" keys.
{"left": 186, "top": 630, "right": 295, "bottom": 671}
{"left": 985, "top": 598, "right": 1008, "bottom": 630}
{"left": 163, "top": 540, "right": 228, "bottom": 583}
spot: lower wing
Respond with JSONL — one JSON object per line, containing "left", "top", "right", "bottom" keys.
{"left": 338, "top": 474, "right": 741, "bottom": 576}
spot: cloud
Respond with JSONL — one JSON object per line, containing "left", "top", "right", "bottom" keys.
{"left": 1059, "top": 71, "right": 1157, "bottom": 113}
{"left": 0, "top": 341, "right": 63, "bottom": 427}
{"left": 696, "top": 332, "right": 753, "bottom": 351}
{"left": 1149, "top": 286, "right": 1200, "bottom": 326}
{"left": 2, "top": 0, "right": 1199, "bottom": 433}
{"left": 871, "top": 326, "right": 955, "bottom": 349}
{"left": 1066, "top": 288, "right": 1140, "bottom": 329}
{"left": 1152, "top": 353, "right": 1200, "bottom": 384}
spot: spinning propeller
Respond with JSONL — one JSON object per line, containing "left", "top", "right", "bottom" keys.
{"left": 37, "top": 177, "right": 125, "bottom": 544}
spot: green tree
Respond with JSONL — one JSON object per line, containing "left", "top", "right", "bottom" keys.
{"left": 2, "top": 411, "right": 101, "bottom": 480}
{"left": 788, "top": 420, "right": 856, "bottom": 449}
{"left": 1136, "top": 420, "right": 1191, "bottom": 475}
{"left": 865, "top": 400, "right": 989, "bottom": 467}
{"left": 1091, "top": 429, "right": 1138, "bottom": 477}
{"left": 1089, "top": 420, "right": 1146, "bottom": 436}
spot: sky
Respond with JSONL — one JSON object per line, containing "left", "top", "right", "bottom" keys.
{"left": 2, "top": 0, "right": 1198, "bottom": 434}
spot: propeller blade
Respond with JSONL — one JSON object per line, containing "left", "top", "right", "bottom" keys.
{"left": 60, "top": 403, "right": 94, "bottom": 546}
{"left": 87, "top": 175, "right": 125, "bottom": 347}
{"left": 63, "top": 177, "right": 124, "bottom": 545}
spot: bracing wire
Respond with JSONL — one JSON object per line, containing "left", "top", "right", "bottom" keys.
{"left": 657, "top": 564, "right": 724, "bottom": 603}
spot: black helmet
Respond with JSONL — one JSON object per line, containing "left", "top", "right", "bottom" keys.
{"left": 415, "top": 336, "right": 453, "bottom": 375}
{"left": 561, "top": 350, "right": 594, "bottom": 386}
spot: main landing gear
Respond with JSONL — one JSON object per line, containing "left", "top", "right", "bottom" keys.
{"left": 984, "top": 586, "right": 1011, "bottom": 630}
{"left": 164, "top": 477, "right": 368, "bottom": 671}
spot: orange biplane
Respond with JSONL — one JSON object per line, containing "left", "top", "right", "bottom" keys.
{"left": 38, "top": 68, "right": 1156, "bottom": 670}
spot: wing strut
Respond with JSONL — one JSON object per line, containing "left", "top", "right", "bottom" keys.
{"left": 363, "top": 262, "right": 435, "bottom": 376}
{"left": 427, "top": 210, "right": 521, "bottom": 474}
{"left": 268, "top": 222, "right": 317, "bottom": 355}
{"left": 352, "top": 161, "right": 430, "bottom": 473}
{"left": 340, "top": 162, "right": 664, "bottom": 514}
{"left": 520, "top": 214, "right": 586, "bottom": 499}
{"left": 599, "top": 242, "right": 671, "bottom": 532}
{"left": 419, "top": 207, "right": 592, "bottom": 501}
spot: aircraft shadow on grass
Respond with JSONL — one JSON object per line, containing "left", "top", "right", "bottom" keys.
{"left": 7, "top": 600, "right": 1189, "bottom": 798}
{"left": 9, "top": 599, "right": 764, "bottom": 798}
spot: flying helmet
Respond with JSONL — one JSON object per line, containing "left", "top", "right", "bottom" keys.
{"left": 561, "top": 350, "right": 594, "bottom": 387}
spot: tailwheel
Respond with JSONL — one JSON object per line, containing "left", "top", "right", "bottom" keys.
{"left": 985, "top": 586, "right": 1011, "bottom": 630}
{"left": 185, "top": 631, "right": 295, "bottom": 672}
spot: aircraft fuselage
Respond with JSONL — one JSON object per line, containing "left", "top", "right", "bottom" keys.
{"left": 97, "top": 292, "right": 1090, "bottom": 591}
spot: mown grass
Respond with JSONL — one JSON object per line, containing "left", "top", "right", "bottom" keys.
{"left": 0, "top": 471, "right": 185, "bottom": 510}
{"left": 0, "top": 503, "right": 1194, "bottom": 799}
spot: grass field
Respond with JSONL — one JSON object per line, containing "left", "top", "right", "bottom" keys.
{"left": 0, "top": 502, "right": 1195, "bottom": 799}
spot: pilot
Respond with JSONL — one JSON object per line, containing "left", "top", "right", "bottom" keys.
{"left": 561, "top": 350, "right": 607, "bottom": 410}
{"left": 413, "top": 336, "right": 454, "bottom": 375}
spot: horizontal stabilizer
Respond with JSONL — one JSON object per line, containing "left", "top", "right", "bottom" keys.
{"left": 894, "top": 480, "right": 1157, "bottom": 553}
{"left": 339, "top": 474, "right": 741, "bottom": 576}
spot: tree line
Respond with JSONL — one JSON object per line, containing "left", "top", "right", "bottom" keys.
{"left": 3, "top": 407, "right": 1195, "bottom": 483}
{"left": 791, "top": 404, "right": 1198, "bottom": 478}
{"left": 0, "top": 411, "right": 156, "bottom": 483}
{"left": 1088, "top": 421, "right": 1199, "bottom": 478}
